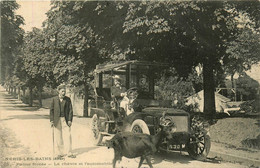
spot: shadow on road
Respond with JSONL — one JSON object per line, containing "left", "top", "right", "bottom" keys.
{"left": 256, "top": 120, "right": 260, "bottom": 128}
{"left": 131, "top": 152, "right": 194, "bottom": 167}
{"left": 1, "top": 101, "right": 25, "bottom": 105}
{"left": 72, "top": 146, "right": 99, "bottom": 156}
{"left": 1, "top": 97, "right": 18, "bottom": 100}
{"left": 155, "top": 152, "right": 192, "bottom": 164}
{"left": 1, "top": 114, "right": 49, "bottom": 121}
{"left": 0, "top": 91, "right": 43, "bottom": 111}
{"left": 2, "top": 106, "right": 43, "bottom": 112}
{"left": 0, "top": 104, "right": 28, "bottom": 107}
{"left": 153, "top": 152, "right": 221, "bottom": 165}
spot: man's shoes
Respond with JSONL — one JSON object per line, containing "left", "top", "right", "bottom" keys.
{"left": 67, "top": 152, "right": 76, "bottom": 158}
{"left": 67, "top": 154, "right": 76, "bottom": 158}
{"left": 56, "top": 154, "right": 65, "bottom": 159}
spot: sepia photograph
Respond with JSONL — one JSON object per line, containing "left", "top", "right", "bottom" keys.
{"left": 1, "top": 0, "right": 260, "bottom": 168}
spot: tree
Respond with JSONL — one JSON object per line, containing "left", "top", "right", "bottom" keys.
{"left": 43, "top": 1, "right": 112, "bottom": 116}
{"left": 113, "top": 1, "right": 260, "bottom": 120}
{"left": 224, "top": 27, "right": 260, "bottom": 87}
{"left": 236, "top": 73, "right": 259, "bottom": 101}
{"left": 20, "top": 1, "right": 259, "bottom": 120}
{"left": 22, "top": 28, "right": 50, "bottom": 107}
{"left": 155, "top": 67, "right": 196, "bottom": 110}
{"left": 1, "top": 1, "right": 24, "bottom": 84}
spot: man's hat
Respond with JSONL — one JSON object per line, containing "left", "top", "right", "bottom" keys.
{"left": 57, "top": 84, "right": 66, "bottom": 91}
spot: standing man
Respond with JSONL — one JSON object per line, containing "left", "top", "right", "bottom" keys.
{"left": 50, "top": 84, "right": 75, "bottom": 158}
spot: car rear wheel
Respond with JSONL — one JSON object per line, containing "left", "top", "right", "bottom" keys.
{"left": 130, "top": 119, "right": 150, "bottom": 134}
{"left": 187, "top": 131, "right": 211, "bottom": 160}
{"left": 91, "top": 114, "right": 103, "bottom": 145}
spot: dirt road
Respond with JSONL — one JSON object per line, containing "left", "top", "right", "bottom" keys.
{"left": 0, "top": 87, "right": 248, "bottom": 168}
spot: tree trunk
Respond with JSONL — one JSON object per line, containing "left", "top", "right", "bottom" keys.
{"left": 203, "top": 60, "right": 216, "bottom": 121}
{"left": 231, "top": 74, "right": 237, "bottom": 101}
{"left": 14, "top": 87, "right": 17, "bottom": 97}
{"left": 18, "top": 87, "right": 21, "bottom": 101}
{"left": 22, "top": 87, "right": 26, "bottom": 102}
{"left": 29, "top": 86, "right": 33, "bottom": 107}
{"left": 11, "top": 87, "right": 14, "bottom": 95}
{"left": 83, "top": 83, "right": 89, "bottom": 117}
{"left": 9, "top": 87, "right": 12, "bottom": 94}
{"left": 38, "top": 87, "right": 43, "bottom": 108}
{"left": 231, "top": 74, "right": 234, "bottom": 88}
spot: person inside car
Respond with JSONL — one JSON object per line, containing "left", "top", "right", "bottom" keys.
{"left": 120, "top": 88, "right": 142, "bottom": 116}
{"left": 110, "top": 75, "right": 127, "bottom": 109}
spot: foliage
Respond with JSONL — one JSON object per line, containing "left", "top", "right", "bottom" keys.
{"left": 239, "top": 100, "right": 258, "bottom": 114}
{"left": 118, "top": 1, "right": 260, "bottom": 119}
{"left": 22, "top": 28, "right": 47, "bottom": 88}
{"left": 3, "top": 1, "right": 259, "bottom": 119}
{"left": 155, "top": 68, "right": 196, "bottom": 110}
{"left": 42, "top": 1, "right": 121, "bottom": 115}
{"left": 236, "top": 73, "right": 259, "bottom": 100}
{"left": 224, "top": 28, "right": 260, "bottom": 76}
{"left": 43, "top": 1, "right": 111, "bottom": 86}
{"left": 13, "top": 51, "right": 27, "bottom": 88}
{"left": 1, "top": 1, "right": 24, "bottom": 83}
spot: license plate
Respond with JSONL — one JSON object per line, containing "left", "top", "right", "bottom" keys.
{"left": 169, "top": 145, "right": 180, "bottom": 149}
{"left": 169, "top": 144, "right": 185, "bottom": 150}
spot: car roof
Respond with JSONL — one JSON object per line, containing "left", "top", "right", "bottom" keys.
{"left": 94, "top": 60, "right": 167, "bottom": 73}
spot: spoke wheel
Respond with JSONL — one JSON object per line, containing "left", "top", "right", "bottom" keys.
{"left": 187, "top": 131, "right": 211, "bottom": 160}
{"left": 130, "top": 119, "right": 150, "bottom": 134}
{"left": 91, "top": 114, "right": 103, "bottom": 145}
{"left": 132, "top": 125, "right": 143, "bottom": 133}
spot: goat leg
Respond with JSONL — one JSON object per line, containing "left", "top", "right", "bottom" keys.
{"left": 145, "top": 156, "right": 153, "bottom": 168}
{"left": 112, "top": 158, "right": 117, "bottom": 168}
{"left": 138, "top": 156, "right": 145, "bottom": 168}
{"left": 113, "top": 149, "right": 122, "bottom": 168}
{"left": 113, "top": 152, "right": 121, "bottom": 168}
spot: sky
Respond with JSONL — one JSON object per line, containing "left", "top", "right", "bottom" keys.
{"left": 16, "top": 1, "right": 51, "bottom": 32}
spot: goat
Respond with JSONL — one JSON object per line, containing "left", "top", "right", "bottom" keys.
{"left": 106, "top": 115, "right": 176, "bottom": 168}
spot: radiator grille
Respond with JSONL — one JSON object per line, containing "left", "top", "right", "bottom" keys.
{"left": 170, "top": 116, "right": 189, "bottom": 132}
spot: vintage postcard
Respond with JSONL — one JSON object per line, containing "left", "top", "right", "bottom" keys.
{"left": 1, "top": 1, "right": 259, "bottom": 168}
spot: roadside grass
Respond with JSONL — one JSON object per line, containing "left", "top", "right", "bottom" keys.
{"left": 210, "top": 117, "right": 260, "bottom": 150}
{"left": 0, "top": 125, "right": 31, "bottom": 167}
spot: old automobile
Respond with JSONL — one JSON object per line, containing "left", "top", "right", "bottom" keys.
{"left": 89, "top": 60, "right": 210, "bottom": 160}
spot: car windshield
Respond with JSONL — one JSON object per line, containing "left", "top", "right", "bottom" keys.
{"left": 94, "top": 61, "right": 167, "bottom": 100}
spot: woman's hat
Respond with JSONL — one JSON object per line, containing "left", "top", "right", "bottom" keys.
{"left": 112, "top": 75, "right": 120, "bottom": 79}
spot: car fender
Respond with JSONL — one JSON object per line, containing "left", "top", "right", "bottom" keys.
{"left": 90, "top": 108, "right": 109, "bottom": 119}
{"left": 124, "top": 112, "right": 145, "bottom": 125}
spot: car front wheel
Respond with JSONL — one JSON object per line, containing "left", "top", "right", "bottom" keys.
{"left": 187, "top": 131, "right": 211, "bottom": 160}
